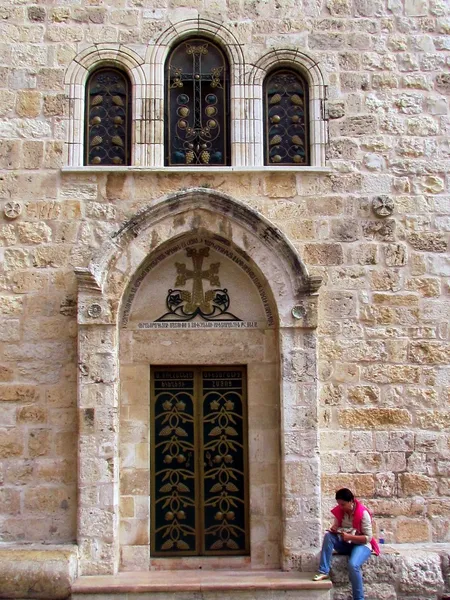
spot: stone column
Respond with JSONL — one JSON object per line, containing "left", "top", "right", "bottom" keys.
{"left": 279, "top": 294, "right": 321, "bottom": 570}
{"left": 76, "top": 288, "right": 120, "bottom": 575}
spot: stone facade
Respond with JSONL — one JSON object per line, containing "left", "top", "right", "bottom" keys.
{"left": 0, "top": 0, "right": 449, "bottom": 598}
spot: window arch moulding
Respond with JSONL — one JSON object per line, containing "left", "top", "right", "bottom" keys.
{"left": 147, "top": 18, "right": 245, "bottom": 168}
{"left": 64, "top": 38, "right": 329, "bottom": 172}
{"left": 249, "top": 49, "right": 328, "bottom": 169}
{"left": 64, "top": 44, "right": 148, "bottom": 167}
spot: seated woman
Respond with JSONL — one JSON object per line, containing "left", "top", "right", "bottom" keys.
{"left": 313, "top": 488, "right": 380, "bottom": 600}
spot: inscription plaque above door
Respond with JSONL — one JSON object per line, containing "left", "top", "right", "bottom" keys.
{"left": 151, "top": 366, "right": 249, "bottom": 556}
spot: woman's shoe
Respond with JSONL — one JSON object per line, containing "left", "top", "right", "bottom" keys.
{"left": 312, "top": 572, "right": 330, "bottom": 582}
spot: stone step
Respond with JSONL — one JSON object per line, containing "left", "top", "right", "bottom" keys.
{"left": 71, "top": 570, "right": 332, "bottom": 600}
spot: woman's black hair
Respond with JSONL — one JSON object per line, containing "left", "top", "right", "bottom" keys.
{"left": 335, "top": 488, "right": 354, "bottom": 502}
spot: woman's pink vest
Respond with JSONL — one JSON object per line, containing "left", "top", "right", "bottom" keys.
{"left": 331, "top": 499, "right": 380, "bottom": 556}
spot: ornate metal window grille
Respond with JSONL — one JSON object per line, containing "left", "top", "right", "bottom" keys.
{"left": 85, "top": 68, "right": 131, "bottom": 166}
{"left": 264, "top": 69, "right": 309, "bottom": 166}
{"left": 165, "top": 38, "right": 230, "bottom": 166}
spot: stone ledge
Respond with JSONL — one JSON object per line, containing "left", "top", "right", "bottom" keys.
{"left": 301, "top": 543, "right": 450, "bottom": 600}
{"left": 0, "top": 545, "right": 78, "bottom": 600}
{"left": 72, "top": 570, "right": 333, "bottom": 594}
{"left": 61, "top": 166, "right": 332, "bottom": 174}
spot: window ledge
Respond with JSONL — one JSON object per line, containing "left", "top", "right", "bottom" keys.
{"left": 62, "top": 166, "right": 331, "bottom": 174}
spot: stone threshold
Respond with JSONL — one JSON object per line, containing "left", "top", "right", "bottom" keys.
{"left": 72, "top": 570, "right": 332, "bottom": 593}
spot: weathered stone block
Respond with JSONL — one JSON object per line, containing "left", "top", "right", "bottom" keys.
{"left": 408, "top": 232, "right": 448, "bottom": 252}
{"left": 398, "top": 552, "right": 444, "bottom": 592}
{"left": 339, "top": 408, "right": 412, "bottom": 429}
{"left": 0, "top": 546, "right": 78, "bottom": 599}
{"left": 399, "top": 473, "right": 436, "bottom": 497}
{"left": 304, "top": 244, "right": 344, "bottom": 265}
{"left": 16, "top": 90, "right": 41, "bottom": 118}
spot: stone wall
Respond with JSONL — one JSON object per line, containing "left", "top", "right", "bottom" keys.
{"left": 0, "top": 0, "right": 449, "bottom": 569}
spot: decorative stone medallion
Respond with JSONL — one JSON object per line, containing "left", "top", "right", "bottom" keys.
{"left": 4, "top": 201, "right": 22, "bottom": 219}
{"left": 291, "top": 305, "right": 306, "bottom": 319}
{"left": 372, "top": 195, "right": 394, "bottom": 218}
{"left": 87, "top": 303, "right": 103, "bottom": 318}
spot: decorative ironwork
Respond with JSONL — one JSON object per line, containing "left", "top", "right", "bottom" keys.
{"left": 202, "top": 369, "right": 248, "bottom": 554}
{"left": 152, "top": 370, "right": 197, "bottom": 555}
{"left": 156, "top": 247, "right": 241, "bottom": 322}
{"left": 151, "top": 367, "right": 248, "bottom": 557}
{"left": 166, "top": 38, "right": 229, "bottom": 166}
{"left": 85, "top": 68, "right": 131, "bottom": 166}
{"left": 264, "top": 70, "right": 309, "bottom": 165}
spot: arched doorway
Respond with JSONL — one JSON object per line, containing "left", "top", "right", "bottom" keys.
{"left": 75, "top": 189, "right": 322, "bottom": 575}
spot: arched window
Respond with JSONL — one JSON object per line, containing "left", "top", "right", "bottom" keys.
{"left": 85, "top": 67, "right": 131, "bottom": 166}
{"left": 165, "top": 38, "right": 230, "bottom": 166}
{"left": 264, "top": 69, "right": 309, "bottom": 166}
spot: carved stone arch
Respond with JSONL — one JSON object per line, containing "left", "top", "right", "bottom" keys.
{"left": 75, "top": 189, "right": 322, "bottom": 575}
{"left": 146, "top": 19, "right": 245, "bottom": 166}
{"left": 64, "top": 44, "right": 148, "bottom": 167}
{"left": 147, "top": 18, "right": 245, "bottom": 80}
{"left": 248, "top": 48, "right": 328, "bottom": 167}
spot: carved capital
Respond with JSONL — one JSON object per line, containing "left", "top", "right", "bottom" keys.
{"left": 75, "top": 268, "right": 102, "bottom": 292}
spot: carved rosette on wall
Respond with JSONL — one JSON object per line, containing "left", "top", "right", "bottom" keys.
{"left": 156, "top": 247, "right": 241, "bottom": 322}
{"left": 4, "top": 201, "right": 22, "bottom": 220}
{"left": 372, "top": 195, "right": 394, "bottom": 218}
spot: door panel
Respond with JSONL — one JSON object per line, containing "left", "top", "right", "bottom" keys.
{"left": 152, "top": 369, "right": 198, "bottom": 554}
{"left": 151, "top": 366, "right": 248, "bottom": 557}
{"left": 202, "top": 368, "right": 248, "bottom": 554}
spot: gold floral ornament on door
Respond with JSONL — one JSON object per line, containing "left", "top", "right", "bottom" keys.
{"left": 151, "top": 367, "right": 249, "bottom": 556}
{"left": 156, "top": 247, "right": 241, "bottom": 322}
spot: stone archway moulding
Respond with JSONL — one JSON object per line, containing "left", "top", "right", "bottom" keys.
{"left": 248, "top": 48, "right": 328, "bottom": 168}
{"left": 65, "top": 20, "right": 328, "bottom": 169}
{"left": 64, "top": 44, "right": 148, "bottom": 167}
{"left": 75, "top": 189, "right": 322, "bottom": 575}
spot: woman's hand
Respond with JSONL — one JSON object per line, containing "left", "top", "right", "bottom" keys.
{"left": 340, "top": 531, "right": 351, "bottom": 542}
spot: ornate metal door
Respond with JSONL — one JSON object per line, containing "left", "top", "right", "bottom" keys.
{"left": 151, "top": 366, "right": 249, "bottom": 556}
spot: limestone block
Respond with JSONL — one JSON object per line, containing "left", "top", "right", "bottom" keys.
{"left": 321, "top": 474, "right": 375, "bottom": 497}
{"left": 304, "top": 243, "right": 343, "bottom": 265}
{"left": 348, "top": 385, "right": 380, "bottom": 405}
{"left": 384, "top": 243, "right": 407, "bottom": 266}
{"left": 407, "top": 116, "right": 439, "bottom": 136}
{"left": 407, "top": 232, "right": 447, "bottom": 252}
{"left": 339, "top": 116, "right": 378, "bottom": 136}
{"left": 0, "top": 546, "right": 78, "bottom": 599}
{"left": 409, "top": 341, "right": 450, "bottom": 364}
{"left": 28, "top": 6, "right": 46, "bottom": 22}
{"left": 372, "top": 73, "right": 400, "bottom": 89}
{"left": 413, "top": 175, "right": 445, "bottom": 194}
{"left": 398, "top": 552, "right": 444, "bottom": 592}
{"left": 22, "top": 141, "right": 44, "bottom": 169}
{"left": 362, "top": 220, "right": 396, "bottom": 241}
{"left": 399, "top": 472, "right": 435, "bottom": 497}
{"left": 16, "top": 90, "right": 41, "bottom": 118}
{"left": 0, "top": 140, "right": 21, "bottom": 169}
{"left": 416, "top": 410, "right": 450, "bottom": 430}
{"left": 375, "top": 472, "right": 397, "bottom": 497}
{"left": 120, "top": 469, "right": 150, "bottom": 496}
{"left": 263, "top": 173, "right": 297, "bottom": 198}
{"left": 17, "top": 222, "right": 52, "bottom": 245}
{"left": 339, "top": 408, "right": 412, "bottom": 429}
{"left": 28, "top": 429, "right": 52, "bottom": 457}
{"left": 0, "top": 296, "right": 23, "bottom": 317}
